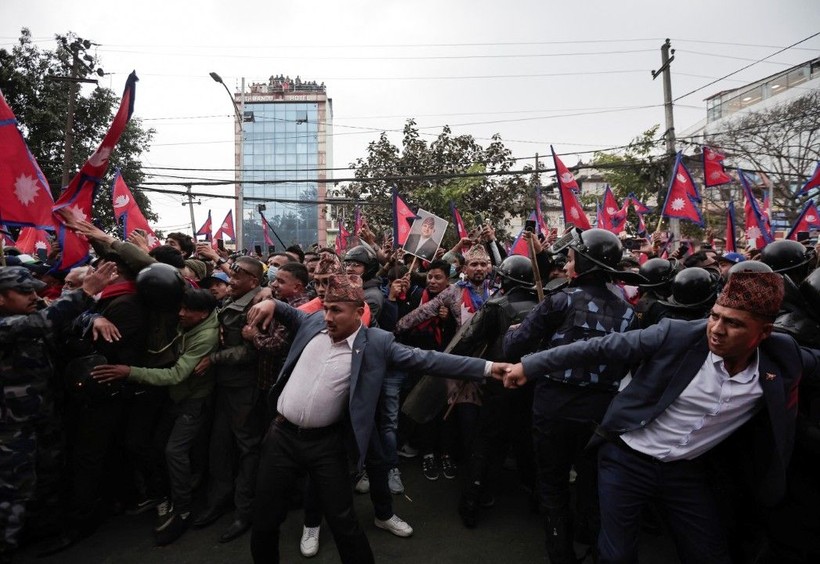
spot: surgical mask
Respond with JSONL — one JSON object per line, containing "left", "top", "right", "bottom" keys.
{"left": 449, "top": 264, "right": 458, "bottom": 278}
{"left": 267, "top": 266, "right": 278, "bottom": 284}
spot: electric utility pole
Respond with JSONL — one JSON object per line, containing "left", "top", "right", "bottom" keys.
{"left": 652, "top": 38, "right": 681, "bottom": 244}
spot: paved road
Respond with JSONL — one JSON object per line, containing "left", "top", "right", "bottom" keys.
{"left": 18, "top": 458, "right": 677, "bottom": 563}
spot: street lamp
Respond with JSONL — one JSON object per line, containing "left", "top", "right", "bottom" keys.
{"left": 210, "top": 71, "right": 244, "bottom": 250}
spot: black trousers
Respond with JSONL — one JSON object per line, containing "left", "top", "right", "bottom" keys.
{"left": 251, "top": 420, "right": 374, "bottom": 564}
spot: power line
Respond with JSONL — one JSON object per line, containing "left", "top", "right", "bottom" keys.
{"left": 673, "top": 31, "right": 820, "bottom": 102}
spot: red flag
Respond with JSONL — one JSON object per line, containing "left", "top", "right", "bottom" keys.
{"left": 738, "top": 169, "right": 773, "bottom": 250}
{"left": 786, "top": 200, "right": 820, "bottom": 240}
{"left": 725, "top": 200, "right": 737, "bottom": 253}
{"left": 1, "top": 230, "right": 15, "bottom": 248}
{"left": 628, "top": 192, "right": 652, "bottom": 214}
{"left": 353, "top": 206, "right": 363, "bottom": 236}
{"left": 110, "top": 170, "right": 159, "bottom": 249}
{"left": 798, "top": 162, "right": 820, "bottom": 195}
{"left": 0, "top": 89, "right": 55, "bottom": 230}
{"left": 195, "top": 210, "right": 212, "bottom": 241}
{"left": 214, "top": 210, "right": 235, "bottom": 241}
{"left": 660, "top": 153, "right": 704, "bottom": 226}
{"left": 53, "top": 72, "right": 138, "bottom": 270}
{"left": 702, "top": 146, "right": 732, "bottom": 188}
{"left": 510, "top": 212, "right": 536, "bottom": 256}
{"left": 551, "top": 146, "right": 590, "bottom": 229}
{"left": 550, "top": 146, "right": 580, "bottom": 193}
{"left": 636, "top": 207, "right": 648, "bottom": 238}
{"left": 535, "top": 186, "right": 549, "bottom": 237}
{"left": 392, "top": 187, "right": 419, "bottom": 247}
{"left": 15, "top": 227, "right": 51, "bottom": 257}
{"left": 450, "top": 201, "right": 469, "bottom": 240}
{"left": 336, "top": 221, "right": 350, "bottom": 255}
{"left": 599, "top": 185, "right": 627, "bottom": 234}
{"left": 260, "top": 212, "right": 274, "bottom": 247}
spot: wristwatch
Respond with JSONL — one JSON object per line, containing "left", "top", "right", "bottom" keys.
{"left": 216, "top": 257, "right": 227, "bottom": 266}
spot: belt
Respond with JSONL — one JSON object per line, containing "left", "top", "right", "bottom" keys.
{"left": 594, "top": 427, "right": 664, "bottom": 465}
{"left": 274, "top": 414, "right": 341, "bottom": 439}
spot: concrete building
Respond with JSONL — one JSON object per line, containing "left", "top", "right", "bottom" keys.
{"left": 233, "top": 76, "right": 332, "bottom": 250}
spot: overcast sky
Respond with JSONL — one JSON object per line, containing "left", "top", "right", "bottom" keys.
{"left": 3, "top": 0, "right": 819, "bottom": 235}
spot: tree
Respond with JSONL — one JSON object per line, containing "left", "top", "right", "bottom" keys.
{"left": 705, "top": 90, "right": 820, "bottom": 230}
{"left": 338, "top": 120, "right": 532, "bottom": 245}
{"left": 0, "top": 28, "right": 156, "bottom": 234}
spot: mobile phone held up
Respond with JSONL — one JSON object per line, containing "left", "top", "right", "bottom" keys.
{"left": 524, "top": 219, "right": 537, "bottom": 233}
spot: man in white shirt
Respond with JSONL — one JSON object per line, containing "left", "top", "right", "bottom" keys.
{"left": 503, "top": 271, "right": 820, "bottom": 564}
{"left": 249, "top": 274, "right": 509, "bottom": 564}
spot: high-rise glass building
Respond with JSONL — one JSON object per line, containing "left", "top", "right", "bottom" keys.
{"left": 234, "top": 76, "right": 332, "bottom": 251}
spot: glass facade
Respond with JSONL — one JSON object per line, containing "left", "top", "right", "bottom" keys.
{"left": 241, "top": 101, "right": 320, "bottom": 250}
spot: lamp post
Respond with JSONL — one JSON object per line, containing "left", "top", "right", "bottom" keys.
{"left": 210, "top": 71, "right": 244, "bottom": 250}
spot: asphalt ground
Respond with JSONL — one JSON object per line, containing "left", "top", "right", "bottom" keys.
{"left": 17, "top": 457, "right": 677, "bottom": 563}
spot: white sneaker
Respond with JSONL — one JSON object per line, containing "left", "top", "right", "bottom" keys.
{"left": 300, "top": 525, "right": 320, "bottom": 557}
{"left": 354, "top": 471, "right": 370, "bottom": 494}
{"left": 375, "top": 514, "right": 414, "bottom": 538}
{"left": 388, "top": 467, "right": 405, "bottom": 495}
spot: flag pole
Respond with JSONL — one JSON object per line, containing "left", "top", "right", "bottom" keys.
{"left": 529, "top": 235, "right": 544, "bottom": 302}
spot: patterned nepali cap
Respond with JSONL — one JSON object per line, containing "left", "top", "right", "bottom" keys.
{"left": 0, "top": 266, "right": 47, "bottom": 292}
{"left": 323, "top": 274, "right": 365, "bottom": 303}
{"left": 315, "top": 254, "right": 343, "bottom": 276}
{"left": 716, "top": 271, "right": 783, "bottom": 318}
{"left": 464, "top": 244, "right": 490, "bottom": 262}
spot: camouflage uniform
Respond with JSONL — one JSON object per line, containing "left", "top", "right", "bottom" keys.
{"left": 0, "top": 267, "right": 95, "bottom": 560}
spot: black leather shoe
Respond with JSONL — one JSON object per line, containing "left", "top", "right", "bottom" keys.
{"left": 219, "top": 518, "right": 251, "bottom": 543}
{"left": 193, "top": 506, "right": 225, "bottom": 529}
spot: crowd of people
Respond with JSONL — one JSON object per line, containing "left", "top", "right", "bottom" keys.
{"left": 1, "top": 215, "right": 820, "bottom": 564}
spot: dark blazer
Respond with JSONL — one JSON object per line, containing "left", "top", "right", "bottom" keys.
{"left": 520, "top": 318, "right": 820, "bottom": 506}
{"left": 404, "top": 234, "right": 438, "bottom": 261}
{"left": 270, "top": 301, "right": 487, "bottom": 467}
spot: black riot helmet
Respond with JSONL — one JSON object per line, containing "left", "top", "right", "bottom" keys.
{"left": 662, "top": 267, "right": 720, "bottom": 309}
{"left": 551, "top": 228, "right": 622, "bottom": 277}
{"left": 343, "top": 245, "right": 379, "bottom": 281}
{"left": 638, "top": 258, "right": 679, "bottom": 292}
{"left": 800, "top": 267, "right": 820, "bottom": 318}
{"left": 136, "top": 262, "right": 186, "bottom": 311}
{"left": 494, "top": 255, "right": 534, "bottom": 293}
{"left": 760, "top": 240, "right": 815, "bottom": 284}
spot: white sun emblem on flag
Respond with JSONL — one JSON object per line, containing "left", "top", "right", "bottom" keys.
{"left": 709, "top": 171, "right": 723, "bottom": 180}
{"left": 706, "top": 150, "right": 717, "bottom": 161}
{"left": 606, "top": 207, "right": 617, "bottom": 214}
{"left": 114, "top": 195, "right": 130, "bottom": 208}
{"left": 570, "top": 208, "right": 580, "bottom": 219}
{"left": 807, "top": 215, "right": 817, "bottom": 222}
{"left": 670, "top": 197, "right": 686, "bottom": 211}
{"left": 88, "top": 146, "right": 112, "bottom": 167}
{"left": 66, "top": 205, "right": 88, "bottom": 222}
{"left": 747, "top": 227, "right": 761, "bottom": 240}
{"left": 222, "top": 223, "right": 229, "bottom": 230}
{"left": 676, "top": 173, "right": 688, "bottom": 184}
{"left": 35, "top": 240, "right": 48, "bottom": 251}
{"left": 14, "top": 174, "right": 40, "bottom": 206}
{"left": 560, "top": 172, "right": 575, "bottom": 183}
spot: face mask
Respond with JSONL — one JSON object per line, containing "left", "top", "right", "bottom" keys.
{"left": 449, "top": 264, "right": 458, "bottom": 278}
{"left": 267, "top": 266, "right": 278, "bottom": 283}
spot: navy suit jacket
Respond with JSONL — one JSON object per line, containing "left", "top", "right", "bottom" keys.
{"left": 520, "top": 318, "right": 820, "bottom": 506}
{"left": 270, "top": 301, "right": 487, "bottom": 467}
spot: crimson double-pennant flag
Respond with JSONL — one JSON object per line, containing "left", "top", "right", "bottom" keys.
{"left": 260, "top": 212, "right": 274, "bottom": 247}
{"left": 635, "top": 208, "right": 648, "bottom": 238}
{"left": 598, "top": 185, "right": 627, "bottom": 234}
{"left": 798, "top": 162, "right": 820, "bottom": 196}
{"left": 53, "top": 71, "right": 138, "bottom": 270}
{"left": 336, "top": 220, "right": 350, "bottom": 255}
{"left": 738, "top": 169, "right": 773, "bottom": 250}
{"left": 392, "top": 186, "right": 419, "bottom": 247}
{"left": 786, "top": 200, "right": 820, "bottom": 241}
{"left": 725, "top": 200, "right": 737, "bottom": 253}
{"left": 214, "top": 210, "right": 235, "bottom": 242}
{"left": 660, "top": 152, "right": 704, "bottom": 226}
{"left": 535, "top": 186, "right": 549, "bottom": 237}
{"left": 450, "top": 201, "right": 469, "bottom": 240}
{"left": 0, "top": 89, "right": 55, "bottom": 230}
{"left": 110, "top": 169, "right": 159, "bottom": 249}
{"left": 551, "top": 147, "right": 590, "bottom": 229}
{"left": 510, "top": 212, "right": 536, "bottom": 256}
{"left": 353, "top": 205, "right": 364, "bottom": 236}
{"left": 195, "top": 210, "right": 213, "bottom": 241}
{"left": 702, "top": 146, "right": 732, "bottom": 188}
{"left": 15, "top": 227, "right": 52, "bottom": 257}
{"left": 627, "top": 192, "right": 652, "bottom": 214}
